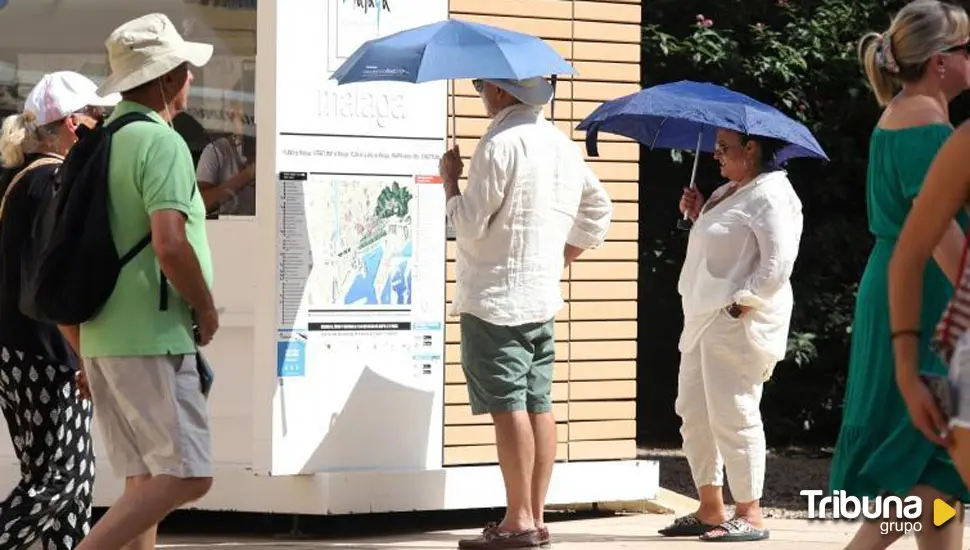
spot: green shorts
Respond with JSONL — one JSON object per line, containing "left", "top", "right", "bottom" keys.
{"left": 459, "top": 313, "right": 556, "bottom": 415}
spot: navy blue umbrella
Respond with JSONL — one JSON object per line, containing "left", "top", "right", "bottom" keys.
{"left": 577, "top": 80, "right": 827, "bottom": 229}
{"left": 577, "top": 80, "right": 827, "bottom": 163}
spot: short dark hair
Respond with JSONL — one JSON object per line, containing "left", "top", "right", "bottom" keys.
{"left": 741, "top": 134, "right": 785, "bottom": 171}
{"left": 120, "top": 63, "right": 189, "bottom": 99}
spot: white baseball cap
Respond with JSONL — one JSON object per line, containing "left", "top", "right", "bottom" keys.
{"left": 24, "top": 71, "right": 121, "bottom": 127}
{"left": 484, "top": 77, "right": 555, "bottom": 107}
{"left": 98, "top": 13, "right": 213, "bottom": 96}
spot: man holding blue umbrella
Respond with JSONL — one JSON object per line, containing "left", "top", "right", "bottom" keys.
{"left": 440, "top": 76, "right": 613, "bottom": 549}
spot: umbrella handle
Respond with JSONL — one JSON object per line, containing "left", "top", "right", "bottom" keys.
{"left": 550, "top": 75, "right": 557, "bottom": 123}
{"left": 450, "top": 79, "right": 457, "bottom": 149}
{"left": 678, "top": 132, "right": 704, "bottom": 231}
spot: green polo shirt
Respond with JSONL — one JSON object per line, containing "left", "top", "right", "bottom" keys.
{"left": 80, "top": 101, "right": 214, "bottom": 358}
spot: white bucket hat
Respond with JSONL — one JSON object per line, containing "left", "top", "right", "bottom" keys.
{"left": 485, "top": 77, "right": 554, "bottom": 107}
{"left": 98, "top": 13, "right": 213, "bottom": 96}
{"left": 24, "top": 71, "right": 121, "bottom": 127}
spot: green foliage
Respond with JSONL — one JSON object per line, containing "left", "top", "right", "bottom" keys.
{"left": 374, "top": 181, "right": 413, "bottom": 219}
{"left": 637, "top": 0, "right": 965, "bottom": 446}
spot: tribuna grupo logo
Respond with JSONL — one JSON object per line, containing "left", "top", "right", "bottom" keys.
{"left": 801, "top": 490, "right": 923, "bottom": 535}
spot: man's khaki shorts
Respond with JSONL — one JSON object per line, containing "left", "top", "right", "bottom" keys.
{"left": 86, "top": 353, "right": 212, "bottom": 479}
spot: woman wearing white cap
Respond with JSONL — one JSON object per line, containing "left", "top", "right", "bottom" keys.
{"left": 0, "top": 70, "right": 118, "bottom": 549}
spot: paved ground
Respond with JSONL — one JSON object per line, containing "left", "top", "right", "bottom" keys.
{"left": 643, "top": 446, "right": 833, "bottom": 519}
{"left": 153, "top": 512, "right": 969, "bottom": 549}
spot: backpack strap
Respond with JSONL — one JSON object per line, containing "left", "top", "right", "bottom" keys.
{"left": 98, "top": 111, "right": 179, "bottom": 312}
{"left": 104, "top": 111, "right": 156, "bottom": 134}
{"left": 0, "top": 157, "right": 62, "bottom": 221}
{"left": 97, "top": 110, "right": 157, "bottom": 270}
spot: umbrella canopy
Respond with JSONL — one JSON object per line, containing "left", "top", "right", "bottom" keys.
{"left": 330, "top": 18, "right": 576, "bottom": 84}
{"left": 577, "top": 80, "right": 828, "bottom": 165}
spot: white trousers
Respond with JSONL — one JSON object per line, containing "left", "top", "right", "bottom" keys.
{"left": 675, "top": 310, "right": 775, "bottom": 503}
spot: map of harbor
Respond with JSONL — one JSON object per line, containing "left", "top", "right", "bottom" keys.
{"left": 307, "top": 176, "right": 413, "bottom": 308}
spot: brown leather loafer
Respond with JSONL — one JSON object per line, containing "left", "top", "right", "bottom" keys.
{"left": 458, "top": 522, "right": 542, "bottom": 549}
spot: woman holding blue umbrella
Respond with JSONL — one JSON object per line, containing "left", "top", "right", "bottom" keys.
{"left": 576, "top": 78, "right": 826, "bottom": 543}
{"left": 829, "top": 1, "right": 970, "bottom": 548}
{"left": 657, "top": 129, "right": 802, "bottom": 543}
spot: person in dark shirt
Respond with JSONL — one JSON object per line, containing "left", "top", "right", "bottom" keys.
{"left": 0, "top": 71, "right": 118, "bottom": 550}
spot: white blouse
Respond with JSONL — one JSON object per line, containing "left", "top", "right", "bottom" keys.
{"left": 677, "top": 169, "right": 804, "bottom": 363}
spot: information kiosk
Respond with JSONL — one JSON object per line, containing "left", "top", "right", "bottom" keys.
{"left": 0, "top": 0, "right": 658, "bottom": 515}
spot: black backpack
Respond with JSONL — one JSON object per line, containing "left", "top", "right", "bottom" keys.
{"left": 20, "top": 112, "right": 182, "bottom": 325}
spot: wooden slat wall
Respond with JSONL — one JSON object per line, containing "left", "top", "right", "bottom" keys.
{"left": 444, "top": 0, "right": 641, "bottom": 466}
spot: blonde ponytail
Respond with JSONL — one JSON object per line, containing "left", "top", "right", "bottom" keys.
{"left": 860, "top": 0, "right": 970, "bottom": 107}
{"left": 0, "top": 113, "right": 29, "bottom": 169}
{"left": 859, "top": 32, "right": 897, "bottom": 107}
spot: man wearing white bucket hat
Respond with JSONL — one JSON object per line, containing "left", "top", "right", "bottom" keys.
{"left": 75, "top": 13, "right": 217, "bottom": 550}
{"left": 0, "top": 70, "right": 116, "bottom": 550}
{"left": 440, "top": 76, "right": 613, "bottom": 549}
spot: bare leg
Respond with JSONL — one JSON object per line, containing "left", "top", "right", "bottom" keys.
{"left": 843, "top": 485, "right": 961, "bottom": 550}
{"left": 492, "top": 410, "right": 536, "bottom": 533}
{"left": 529, "top": 411, "right": 556, "bottom": 530}
{"left": 733, "top": 499, "right": 764, "bottom": 529}
{"left": 912, "top": 485, "right": 962, "bottom": 550}
{"left": 948, "top": 427, "right": 970, "bottom": 494}
{"left": 120, "top": 475, "right": 158, "bottom": 550}
{"left": 75, "top": 475, "right": 211, "bottom": 550}
{"left": 844, "top": 517, "right": 907, "bottom": 550}
{"left": 696, "top": 485, "right": 730, "bottom": 525}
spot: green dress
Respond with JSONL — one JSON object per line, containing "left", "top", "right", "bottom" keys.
{"left": 829, "top": 124, "right": 970, "bottom": 502}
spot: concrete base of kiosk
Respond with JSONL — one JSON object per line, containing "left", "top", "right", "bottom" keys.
{"left": 0, "top": 459, "right": 659, "bottom": 515}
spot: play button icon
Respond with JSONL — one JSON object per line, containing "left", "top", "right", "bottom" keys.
{"left": 934, "top": 498, "right": 957, "bottom": 527}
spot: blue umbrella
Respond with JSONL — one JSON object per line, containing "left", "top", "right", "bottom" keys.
{"left": 577, "top": 80, "right": 827, "bottom": 229}
{"left": 331, "top": 19, "right": 576, "bottom": 146}
{"left": 330, "top": 19, "right": 576, "bottom": 84}
{"left": 577, "top": 80, "right": 828, "bottom": 163}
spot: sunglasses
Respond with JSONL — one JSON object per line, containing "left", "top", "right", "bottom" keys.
{"left": 472, "top": 79, "right": 484, "bottom": 94}
{"left": 943, "top": 42, "right": 970, "bottom": 54}
{"left": 79, "top": 105, "right": 109, "bottom": 121}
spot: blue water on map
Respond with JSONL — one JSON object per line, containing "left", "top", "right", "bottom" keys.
{"left": 344, "top": 241, "right": 413, "bottom": 306}
{"left": 380, "top": 241, "right": 412, "bottom": 305}
{"left": 344, "top": 247, "right": 382, "bottom": 305}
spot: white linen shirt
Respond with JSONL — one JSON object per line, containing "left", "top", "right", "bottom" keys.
{"left": 677, "top": 169, "right": 803, "bottom": 363}
{"left": 446, "top": 103, "right": 613, "bottom": 326}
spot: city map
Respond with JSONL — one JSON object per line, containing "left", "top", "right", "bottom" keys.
{"left": 306, "top": 175, "right": 414, "bottom": 308}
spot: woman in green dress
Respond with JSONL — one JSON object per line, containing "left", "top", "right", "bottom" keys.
{"left": 829, "top": 1, "right": 970, "bottom": 548}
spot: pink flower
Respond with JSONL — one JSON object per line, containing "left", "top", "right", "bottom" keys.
{"left": 702, "top": 18, "right": 713, "bottom": 27}
{"left": 696, "top": 13, "right": 705, "bottom": 21}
